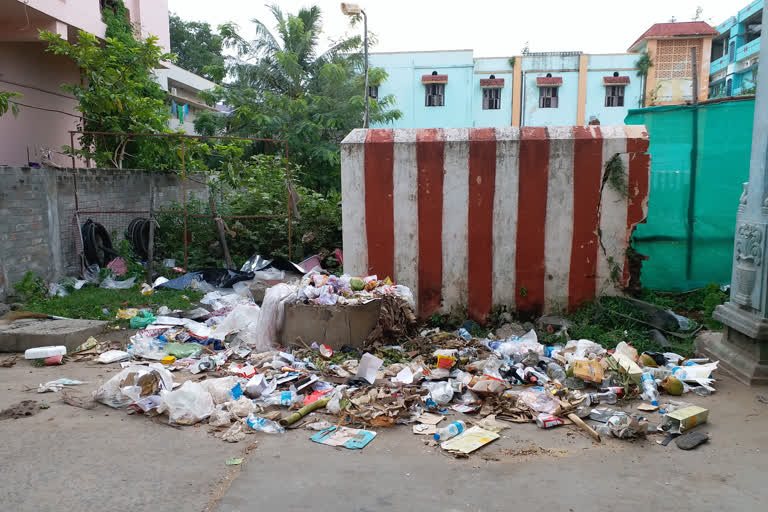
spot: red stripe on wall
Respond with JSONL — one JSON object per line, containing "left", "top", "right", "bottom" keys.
{"left": 364, "top": 129, "right": 395, "bottom": 279}
{"left": 516, "top": 127, "right": 549, "bottom": 313}
{"left": 568, "top": 126, "right": 604, "bottom": 311}
{"left": 468, "top": 128, "right": 496, "bottom": 323}
{"left": 623, "top": 134, "right": 651, "bottom": 285}
{"left": 416, "top": 129, "right": 444, "bottom": 318}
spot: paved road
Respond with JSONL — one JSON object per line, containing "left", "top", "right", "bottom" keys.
{"left": 0, "top": 356, "right": 766, "bottom": 512}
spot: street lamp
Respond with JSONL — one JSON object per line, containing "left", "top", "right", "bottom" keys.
{"left": 341, "top": 3, "right": 369, "bottom": 128}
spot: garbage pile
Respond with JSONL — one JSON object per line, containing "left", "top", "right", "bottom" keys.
{"left": 52, "top": 271, "right": 719, "bottom": 455}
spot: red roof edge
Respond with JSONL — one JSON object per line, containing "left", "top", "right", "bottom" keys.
{"left": 422, "top": 74, "right": 448, "bottom": 83}
{"left": 603, "top": 76, "right": 630, "bottom": 84}
{"left": 536, "top": 76, "right": 563, "bottom": 86}
{"left": 628, "top": 21, "right": 718, "bottom": 52}
{"left": 479, "top": 78, "right": 505, "bottom": 87}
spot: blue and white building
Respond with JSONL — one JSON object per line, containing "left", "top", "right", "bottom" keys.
{"left": 709, "top": 0, "right": 763, "bottom": 97}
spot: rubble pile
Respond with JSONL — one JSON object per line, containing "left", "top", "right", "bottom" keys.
{"left": 26, "top": 269, "right": 719, "bottom": 455}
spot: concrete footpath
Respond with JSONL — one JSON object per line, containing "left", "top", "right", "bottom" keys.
{"left": 0, "top": 358, "right": 766, "bottom": 512}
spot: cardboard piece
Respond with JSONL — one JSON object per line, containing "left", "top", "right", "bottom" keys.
{"left": 572, "top": 360, "right": 605, "bottom": 383}
{"left": 280, "top": 301, "right": 382, "bottom": 350}
{"left": 416, "top": 412, "right": 445, "bottom": 425}
{"left": 310, "top": 426, "right": 376, "bottom": 449}
{"left": 637, "top": 403, "right": 659, "bottom": 412}
{"left": 413, "top": 424, "right": 437, "bottom": 435}
{"left": 610, "top": 353, "right": 643, "bottom": 383}
{"left": 662, "top": 405, "right": 709, "bottom": 434}
{"left": 357, "top": 353, "right": 384, "bottom": 384}
{"left": 440, "top": 426, "right": 500, "bottom": 454}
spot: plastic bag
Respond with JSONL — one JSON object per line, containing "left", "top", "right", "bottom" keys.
{"left": 129, "top": 311, "right": 156, "bottom": 329}
{"left": 422, "top": 381, "right": 454, "bottom": 405}
{"left": 227, "top": 396, "right": 258, "bottom": 418}
{"left": 489, "top": 330, "right": 544, "bottom": 359}
{"left": 520, "top": 388, "right": 560, "bottom": 415}
{"left": 165, "top": 342, "right": 203, "bottom": 359}
{"left": 200, "top": 376, "right": 243, "bottom": 405}
{"left": 93, "top": 364, "right": 173, "bottom": 408}
{"left": 48, "top": 283, "right": 69, "bottom": 297}
{"left": 100, "top": 276, "right": 137, "bottom": 289}
{"left": 96, "top": 350, "right": 131, "bottom": 364}
{"left": 84, "top": 264, "right": 100, "bottom": 284}
{"left": 247, "top": 283, "right": 296, "bottom": 351}
{"left": 252, "top": 268, "right": 285, "bottom": 281}
{"left": 127, "top": 335, "right": 167, "bottom": 360}
{"left": 216, "top": 303, "right": 261, "bottom": 336}
{"left": 160, "top": 381, "right": 214, "bottom": 425}
{"left": 209, "top": 405, "right": 233, "bottom": 426}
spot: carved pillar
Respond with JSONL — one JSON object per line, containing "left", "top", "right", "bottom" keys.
{"left": 698, "top": 6, "right": 768, "bottom": 385}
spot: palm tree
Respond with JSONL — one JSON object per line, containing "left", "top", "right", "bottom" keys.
{"left": 224, "top": 5, "right": 361, "bottom": 98}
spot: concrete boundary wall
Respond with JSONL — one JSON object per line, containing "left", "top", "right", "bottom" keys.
{"left": 341, "top": 126, "right": 650, "bottom": 320}
{"left": 0, "top": 166, "right": 207, "bottom": 300}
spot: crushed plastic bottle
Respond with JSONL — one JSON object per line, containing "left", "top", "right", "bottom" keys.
{"left": 259, "top": 390, "right": 300, "bottom": 407}
{"left": 546, "top": 362, "right": 567, "bottom": 382}
{"left": 246, "top": 414, "right": 285, "bottom": 434}
{"left": 585, "top": 391, "right": 617, "bottom": 406}
{"left": 640, "top": 373, "right": 659, "bottom": 406}
{"left": 458, "top": 328, "right": 471, "bottom": 341}
{"left": 434, "top": 420, "right": 466, "bottom": 441}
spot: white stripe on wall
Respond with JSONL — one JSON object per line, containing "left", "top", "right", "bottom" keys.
{"left": 393, "top": 129, "right": 419, "bottom": 304}
{"left": 596, "top": 125, "right": 629, "bottom": 295}
{"left": 544, "top": 126, "right": 575, "bottom": 311}
{"left": 441, "top": 128, "right": 470, "bottom": 313}
{"left": 492, "top": 127, "right": 520, "bottom": 308}
{"left": 340, "top": 129, "right": 368, "bottom": 276}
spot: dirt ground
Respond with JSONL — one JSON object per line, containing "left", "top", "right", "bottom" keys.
{"left": 0, "top": 343, "right": 766, "bottom": 512}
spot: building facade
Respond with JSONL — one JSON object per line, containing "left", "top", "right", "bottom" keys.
{"left": 628, "top": 21, "right": 718, "bottom": 105}
{"left": 0, "top": 0, "right": 217, "bottom": 166}
{"left": 709, "top": 0, "right": 762, "bottom": 98}
{"left": 371, "top": 21, "right": 720, "bottom": 128}
{"left": 370, "top": 50, "right": 644, "bottom": 128}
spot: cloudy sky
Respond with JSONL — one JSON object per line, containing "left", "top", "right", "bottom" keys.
{"left": 168, "top": 0, "right": 735, "bottom": 57}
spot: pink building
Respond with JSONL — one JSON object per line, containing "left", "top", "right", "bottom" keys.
{"left": 0, "top": 0, "right": 216, "bottom": 166}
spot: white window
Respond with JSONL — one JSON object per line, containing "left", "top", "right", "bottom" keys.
{"left": 539, "top": 87, "right": 558, "bottom": 108}
{"left": 425, "top": 83, "right": 445, "bottom": 107}
{"left": 482, "top": 88, "right": 501, "bottom": 110}
{"left": 605, "top": 85, "right": 625, "bottom": 107}
{"left": 368, "top": 86, "right": 378, "bottom": 100}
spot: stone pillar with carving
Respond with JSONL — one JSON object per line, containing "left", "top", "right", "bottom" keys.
{"left": 698, "top": 7, "right": 768, "bottom": 385}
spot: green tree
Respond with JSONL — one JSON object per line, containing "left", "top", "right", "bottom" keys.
{"left": 39, "top": 0, "right": 173, "bottom": 168}
{"left": 169, "top": 13, "right": 226, "bottom": 82}
{"left": 0, "top": 90, "right": 22, "bottom": 117}
{"left": 196, "top": 4, "right": 401, "bottom": 192}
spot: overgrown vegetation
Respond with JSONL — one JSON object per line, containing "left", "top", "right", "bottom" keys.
{"left": 169, "top": 13, "right": 226, "bottom": 82}
{"left": 154, "top": 154, "right": 341, "bottom": 267}
{"left": 40, "top": 0, "right": 173, "bottom": 169}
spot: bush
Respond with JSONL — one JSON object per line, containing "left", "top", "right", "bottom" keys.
{"left": 154, "top": 155, "right": 341, "bottom": 268}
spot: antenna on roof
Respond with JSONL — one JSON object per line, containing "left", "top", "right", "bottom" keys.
{"left": 669, "top": 16, "right": 677, "bottom": 23}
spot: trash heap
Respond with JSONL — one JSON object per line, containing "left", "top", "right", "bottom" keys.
{"left": 72, "top": 273, "right": 719, "bottom": 455}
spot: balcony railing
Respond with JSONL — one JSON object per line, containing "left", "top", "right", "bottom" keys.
{"left": 710, "top": 55, "right": 729, "bottom": 74}
{"left": 736, "top": 37, "right": 761, "bottom": 62}
{"left": 738, "top": 0, "right": 763, "bottom": 22}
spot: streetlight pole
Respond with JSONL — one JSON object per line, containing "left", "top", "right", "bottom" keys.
{"left": 341, "top": 3, "right": 369, "bottom": 128}
{"left": 362, "top": 9, "right": 369, "bottom": 128}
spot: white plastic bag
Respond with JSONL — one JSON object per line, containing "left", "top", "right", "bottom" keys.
{"left": 216, "top": 303, "right": 261, "bottom": 336}
{"left": 248, "top": 283, "right": 297, "bottom": 351}
{"left": 422, "top": 381, "right": 454, "bottom": 405}
{"left": 519, "top": 388, "right": 560, "bottom": 415}
{"left": 93, "top": 364, "right": 174, "bottom": 408}
{"left": 160, "top": 381, "right": 214, "bottom": 425}
{"left": 127, "top": 334, "right": 167, "bottom": 360}
{"left": 200, "top": 376, "right": 243, "bottom": 405}
{"left": 100, "top": 276, "right": 137, "bottom": 289}
{"left": 227, "top": 396, "right": 258, "bottom": 418}
{"left": 96, "top": 350, "right": 131, "bottom": 364}
{"left": 209, "top": 405, "right": 233, "bottom": 426}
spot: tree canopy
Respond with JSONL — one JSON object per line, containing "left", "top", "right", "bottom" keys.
{"left": 169, "top": 13, "right": 226, "bottom": 82}
{"left": 193, "top": 4, "right": 401, "bottom": 192}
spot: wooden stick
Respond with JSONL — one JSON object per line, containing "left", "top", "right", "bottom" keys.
{"left": 208, "top": 189, "right": 234, "bottom": 269}
{"left": 567, "top": 413, "right": 601, "bottom": 442}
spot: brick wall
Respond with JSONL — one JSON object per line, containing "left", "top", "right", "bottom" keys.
{"left": 0, "top": 166, "right": 207, "bottom": 300}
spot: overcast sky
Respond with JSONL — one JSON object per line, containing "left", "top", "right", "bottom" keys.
{"left": 168, "top": 0, "right": 735, "bottom": 57}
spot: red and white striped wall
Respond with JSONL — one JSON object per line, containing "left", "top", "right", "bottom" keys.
{"left": 340, "top": 126, "right": 650, "bottom": 321}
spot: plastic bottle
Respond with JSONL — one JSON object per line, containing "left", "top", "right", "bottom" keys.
{"left": 433, "top": 420, "right": 466, "bottom": 441}
{"left": 260, "top": 390, "right": 300, "bottom": 407}
{"left": 524, "top": 366, "right": 550, "bottom": 384}
{"left": 640, "top": 373, "right": 659, "bottom": 406}
{"left": 648, "top": 367, "right": 672, "bottom": 380}
{"left": 546, "top": 362, "right": 567, "bottom": 382}
{"left": 458, "top": 328, "right": 471, "bottom": 341}
{"left": 246, "top": 414, "right": 285, "bottom": 434}
{"left": 586, "top": 391, "right": 617, "bottom": 406}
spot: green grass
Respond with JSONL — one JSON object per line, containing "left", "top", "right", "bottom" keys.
{"left": 23, "top": 286, "right": 203, "bottom": 326}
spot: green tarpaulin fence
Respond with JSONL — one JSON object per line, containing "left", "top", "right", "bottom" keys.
{"left": 625, "top": 97, "right": 754, "bottom": 291}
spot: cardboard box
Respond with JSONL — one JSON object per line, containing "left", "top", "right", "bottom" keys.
{"left": 610, "top": 353, "right": 643, "bottom": 384}
{"left": 280, "top": 300, "right": 381, "bottom": 350}
{"left": 662, "top": 405, "right": 709, "bottom": 434}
